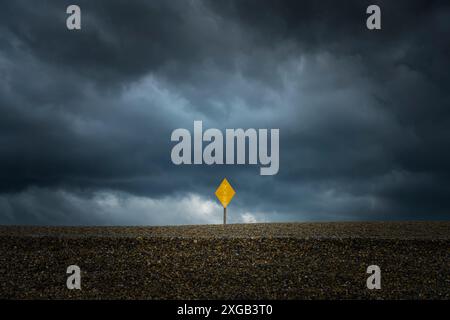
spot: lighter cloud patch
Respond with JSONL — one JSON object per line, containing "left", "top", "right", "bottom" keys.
{"left": 91, "top": 191, "right": 222, "bottom": 225}
{"left": 240, "top": 212, "right": 265, "bottom": 223}
{"left": 95, "top": 193, "right": 120, "bottom": 208}
{"left": 0, "top": 188, "right": 224, "bottom": 226}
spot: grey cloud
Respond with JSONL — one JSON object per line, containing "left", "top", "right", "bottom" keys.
{"left": 0, "top": 0, "right": 449, "bottom": 225}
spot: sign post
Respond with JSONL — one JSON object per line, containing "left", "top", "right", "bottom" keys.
{"left": 215, "top": 178, "right": 235, "bottom": 225}
{"left": 224, "top": 207, "right": 227, "bottom": 225}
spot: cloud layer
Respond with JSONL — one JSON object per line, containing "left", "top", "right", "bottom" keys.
{"left": 1, "top": 0, "right": 449, "bottom": 225}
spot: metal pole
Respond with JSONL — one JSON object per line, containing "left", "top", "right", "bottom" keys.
{"left": 223, "top": 207, "right": 227, "bottom": 225}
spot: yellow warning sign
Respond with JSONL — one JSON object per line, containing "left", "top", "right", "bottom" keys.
{"left": 215, "top": 178, "right": 236, "bottom": 208}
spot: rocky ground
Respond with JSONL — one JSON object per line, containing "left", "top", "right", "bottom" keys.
{"left": 0, "top": 222, "right": 448, "bottom": 299}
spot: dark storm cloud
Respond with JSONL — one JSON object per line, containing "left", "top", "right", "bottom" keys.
{"left": 0, "top": 0, "right": 247, "bottom": 87}
{"left": 0, "top": 0, "right": 449, "bottom": 225}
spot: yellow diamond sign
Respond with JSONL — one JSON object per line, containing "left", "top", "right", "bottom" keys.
{"left": 215, "top": 178, "right": 236, "bottom": 208}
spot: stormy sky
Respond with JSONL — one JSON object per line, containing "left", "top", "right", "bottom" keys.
{"left": 0, "top": 0, "right": 449, "bottom": 225}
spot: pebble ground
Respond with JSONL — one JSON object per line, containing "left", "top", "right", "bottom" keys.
{"left": 0, "top": 222, "right": 448, "bottom": 299}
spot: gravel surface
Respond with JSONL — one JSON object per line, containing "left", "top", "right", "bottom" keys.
{"left": 0, "top": 222, "right": 448, "bottom": 299}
